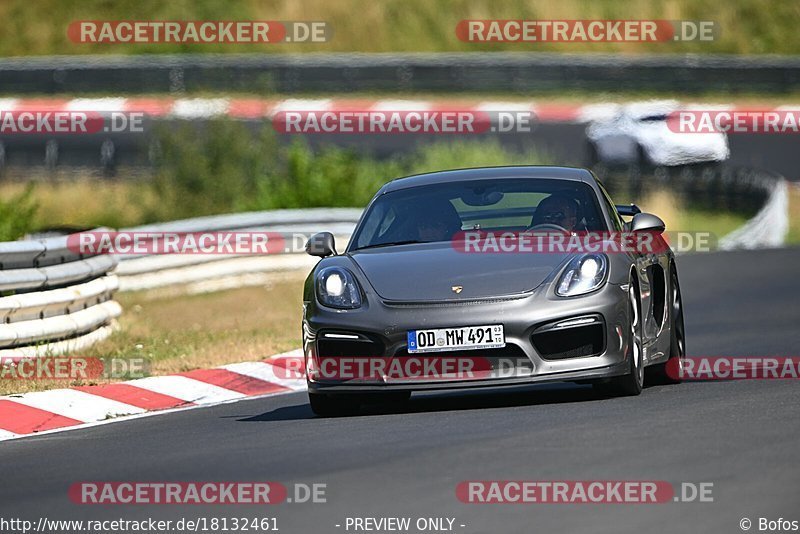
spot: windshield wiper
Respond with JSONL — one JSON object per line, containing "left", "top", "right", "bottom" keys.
{"left": 353, "top": 240, "right": 425, "bottom": 251}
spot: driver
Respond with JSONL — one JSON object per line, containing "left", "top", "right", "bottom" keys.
{"left": 415, "top": 201, "right": 462, "bottom": 242}
{"left": 532, "top": 194, "right": 579, "bottom": 231}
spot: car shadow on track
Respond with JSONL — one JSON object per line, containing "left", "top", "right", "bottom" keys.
{"left": 236, "top": 402, "right": 315, "bottom": 422}
{"left": 238, "top": 381, "right": 677, "bottom": 422}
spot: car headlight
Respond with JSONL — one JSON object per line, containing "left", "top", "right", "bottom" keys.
{"left": 316, "top": 267, "right": 363, "bottom": 309}
{"left": 556, "top": 254, "right": 608, "bottom": 297}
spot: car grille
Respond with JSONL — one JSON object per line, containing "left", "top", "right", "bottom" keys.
{"left": 531, "top": 320, "right": 605, "bottom": 360}
{"left": 382, "top": 294, "right": 529, "bottom": 308}
{"left": 392, "top": 344, "right": 533, "bottom": 376}
{"left": 317, "top": 332, "right": 385, "bottom": 358}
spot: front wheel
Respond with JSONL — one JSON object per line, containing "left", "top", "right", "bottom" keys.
{"left": 649, "top": 267, "right": 686, "bottom": 384}
{"left": 595, "top": 283, "right": 644, "bottom": 396}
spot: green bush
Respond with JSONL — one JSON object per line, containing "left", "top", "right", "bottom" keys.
{"left": 149, "top": 120, "right": 278, "bottom": 220}
{"left": 407, "top": 141, "right": 546, "bottom": 175}
{"left": 150, "top": 119, "right": 547, "bottom": 218}
{"left": 0, "top": 184, "right": 38, "bottom": 241}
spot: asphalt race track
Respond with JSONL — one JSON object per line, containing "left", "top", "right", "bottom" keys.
{"left": 1, "top": 247, "right": 798, "bottom": 534}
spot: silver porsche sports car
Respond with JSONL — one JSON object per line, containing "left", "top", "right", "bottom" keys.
{"left": 303, "top": 166, "right": 686, "bottom": 416}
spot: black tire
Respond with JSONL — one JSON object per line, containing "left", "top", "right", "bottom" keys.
{"left": 649, "top": 267, "right": 686, "bottom": 384}
{"left": 595, "top": 280, "right": 644, "bottom": 396}
{"left": 308, "top": 392, "right": 361, "bottom": 417}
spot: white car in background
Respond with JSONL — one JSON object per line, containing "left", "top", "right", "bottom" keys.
{"left": 586, "top": 100, "right": 730, "bottom": 168}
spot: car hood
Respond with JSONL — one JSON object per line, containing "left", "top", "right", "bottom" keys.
{"left": 349, "top": 242, "right": 571, "bottom": 301}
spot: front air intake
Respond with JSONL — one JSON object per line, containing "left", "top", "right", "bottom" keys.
{"left": 531, "top": 316, "right": 605, "bottom": 360}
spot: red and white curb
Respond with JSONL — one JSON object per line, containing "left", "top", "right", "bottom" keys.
{"left": 0, "top": 97, "right": 581, "bottom": 122}
{"left": 0, "top": 349, "right": 306, "bottom": 442}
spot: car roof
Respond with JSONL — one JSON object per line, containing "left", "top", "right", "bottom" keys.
{"left": 379, "top": 166, "right": 595, "bottom": 194}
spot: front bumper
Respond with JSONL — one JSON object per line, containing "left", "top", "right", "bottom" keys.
{"left": 303, "top": 282, "right": 632, "bottom": 393}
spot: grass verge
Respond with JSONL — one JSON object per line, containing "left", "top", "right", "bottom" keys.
{"left": 1, "top": 0, "right": 799, "bottom": 56}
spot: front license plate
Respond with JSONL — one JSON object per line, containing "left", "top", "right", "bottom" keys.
{"left": 407, "top": 325, "right": 505, "bottom": 354}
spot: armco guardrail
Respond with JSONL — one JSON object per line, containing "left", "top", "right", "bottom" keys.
{"left": 0, "top": 230, "right": 120, "bottom": 358}
{"left": 115, "top": 208, "right": 362, "bottom": 293}
{"left": 2, "top": 53, "right": 800, "bottom": 94}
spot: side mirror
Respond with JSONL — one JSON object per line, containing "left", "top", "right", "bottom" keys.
{"left": 306, "top": 232, "right": 337, "bottom": 257}
{"left": 631, "top": 213, "right": 666, "bottom": 233}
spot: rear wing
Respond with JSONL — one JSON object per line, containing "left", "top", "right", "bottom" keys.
{"left": 615, "top": 204, "right": 642, "bottom": 217}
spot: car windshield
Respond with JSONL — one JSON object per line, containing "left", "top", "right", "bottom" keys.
{"left": 351, "top": 177, "right": 607, "bottom": 250}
